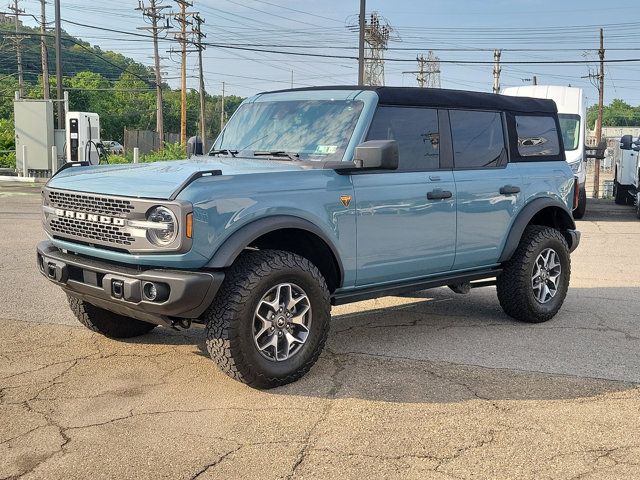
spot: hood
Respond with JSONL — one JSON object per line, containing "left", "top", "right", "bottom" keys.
{"left": 47, "top": 156, "right": 307, "bottom": 199}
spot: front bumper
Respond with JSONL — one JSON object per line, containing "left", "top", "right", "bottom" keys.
{"left": 37, "top": 240, "right": 224, "bottom": 327}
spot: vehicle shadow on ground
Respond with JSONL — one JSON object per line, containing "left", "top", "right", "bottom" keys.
{"left": 129, "top": 285, "right": 640, "bottom": 404}
{"left": 579, "top": 199, "right": 637, "bottom": 222}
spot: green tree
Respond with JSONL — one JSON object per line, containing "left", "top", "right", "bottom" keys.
{"left": 587, "top": 99, "right": 640, "bottom": 129}
{"left": 0, "top": 118, "right": 16, "bottom": 168}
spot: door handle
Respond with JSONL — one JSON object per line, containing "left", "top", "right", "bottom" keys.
{"left": 429, "top": 175, "right": 441, "bottom": 181}
{"left": 499, "top": 185, "right": 520, "bottom": 195}
{"left": 427, "top": 190, "right": 453, "bottom": 200}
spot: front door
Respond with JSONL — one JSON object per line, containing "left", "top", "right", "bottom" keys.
{"left": 353, "top": 106, "right": 457, "bottom": 286}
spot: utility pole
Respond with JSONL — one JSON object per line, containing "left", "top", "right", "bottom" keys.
{"left": 39, "top": 0, "right": 49, "bottom": 99}
{"left": 492, "top": 49, "right": 501, "bottom": 94}
{"left": 594, "top": 28, "right": 605, "bottom": 199}
{"left": 54, "top": 0, "right": 63, "bottom": 128}
{"left": 179, "top": 0, "right": 189, "bottom": 147}
{"left": 404, "top": 51, "right": 440, "bottom": 88}
{"left": 362, "top": 12, "right": 394, "bottom": 86}
{"left": 416, "top": 54, "right": 426, "bottom": 88}
{"left": 220, "top": 81, "right": 225, "bottom": 132}
{"left": 357, "top": 0, "right": 365, "bottom": 85}
{"left": 291, "top": 70, "right": 294, "bottom": 89}
{"left": 193, "top": 13, "right": 206, "bottom": 150}
{"left": 426, "top": 51, "right": 441, "bottom": 88}
{"left": 169, "top": 0, "right": 193, "bottom": 146}
{"left": 137, "top": 0, "right": 169, "bottom": 146}
{"left": 8, "top": 0, "right": 24, "bottom": 97}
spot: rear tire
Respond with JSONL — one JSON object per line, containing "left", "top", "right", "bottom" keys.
{"left": 67, "top": 295, "right": 157, "bottom": 338}
{"left": 573, "top": 187, "right": 587, "bottom": 219}
{"left": 204, "top": 250, "right": 331, "bottom": 389}
{"left": 497, "top": 226, "right": 571, "bottom": 323}
{"left": 614, "top": 181, "right": 630, "bottom": 205}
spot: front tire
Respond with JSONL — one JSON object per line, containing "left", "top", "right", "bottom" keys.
{"left": 204, "top": 250, "right": 331, "bottom": 389}
{"left": 497, "top": 226, "right": 571, "bottom": 323}
{"left": 573, "top": 187, "right": 587, "bottom": 219}
{"left": 67, "top": 295, "right": 157, "bottom": 338}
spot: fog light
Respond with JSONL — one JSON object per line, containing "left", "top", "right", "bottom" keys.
{"left": 142, "top": 282, "right": 169, "bottom": 302}
{"left": 143, "top": 282, "right": 157, "bottom": 300}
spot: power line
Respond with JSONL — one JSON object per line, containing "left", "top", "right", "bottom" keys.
{"left": 47, "top": 21, "right": 640, "bottom": 65}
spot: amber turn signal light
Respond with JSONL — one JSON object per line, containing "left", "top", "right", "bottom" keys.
{"left": 186, "top": 213, "right": 193, "bottom": 238}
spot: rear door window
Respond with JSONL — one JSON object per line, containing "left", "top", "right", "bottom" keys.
{"left": 515, "top": 115, "right": 561, "bottom": 156}
{"left": 449, "top": 110, "right": 506, "bottom": 169}
{"left": 366, "top": 106, "right": 440, "bottom": 171}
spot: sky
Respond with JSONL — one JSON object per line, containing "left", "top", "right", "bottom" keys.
{"left": 15, "top": 0, "right": 640, "bottom": 106}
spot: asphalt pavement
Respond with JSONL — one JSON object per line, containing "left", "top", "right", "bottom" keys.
{"left": 1, "top": 181, "right": 640, "bottom": 479}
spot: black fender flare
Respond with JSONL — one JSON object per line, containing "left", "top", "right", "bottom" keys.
{"left": 205, "top": 215, "right": 345, "bottom": 285}
{"left": 498, "top": 198, "right": 576, "bottom": 263}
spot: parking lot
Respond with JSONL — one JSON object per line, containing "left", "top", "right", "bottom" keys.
{"left": 1, "top": 181, "right": 640, "bottom": 479}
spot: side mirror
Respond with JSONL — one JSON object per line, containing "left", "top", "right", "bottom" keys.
{"left": 353, "top": 140, "right": 399, "bottom": 170}
{"left": 620, "top": 134, "right": 633, "bottom": 150}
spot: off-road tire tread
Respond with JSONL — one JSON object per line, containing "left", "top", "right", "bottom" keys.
{"left": 204, "top": 249, "right": 330, "bottom": 389}
{"left": 67, "top": 295, "right": 157, "bottom": 338}
{"left": 497, "top": 226, "right": 570, "bottom": 323}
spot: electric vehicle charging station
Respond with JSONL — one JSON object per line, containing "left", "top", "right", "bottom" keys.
{"left": 66, "top": 112, "right": 101, "bottom": 165}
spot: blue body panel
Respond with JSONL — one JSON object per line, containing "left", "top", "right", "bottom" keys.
{"left": 45, "top": 88, "right": 576, "bottom": 292}
{"left": 353, "top": 170, "right": 456, "bottom": 286}
{"left": 452, "top": 165, "right": 522, "bottom": 269}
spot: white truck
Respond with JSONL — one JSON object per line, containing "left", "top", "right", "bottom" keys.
{"left": 502, "top": 85, "right": 587, "bottom": 218}
{"left": 614, "top": 135, "right": 640, "bottom": 217}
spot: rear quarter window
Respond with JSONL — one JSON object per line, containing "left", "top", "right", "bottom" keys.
{"left": 515, "top": 115, "right": 561, "bottom": 157}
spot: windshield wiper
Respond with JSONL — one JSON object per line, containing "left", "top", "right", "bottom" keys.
{"left": 209, "top": 149, "right": 238, "bottom": 157}
{"left": 252, "top": 150, "right": 300, "bottom": 160}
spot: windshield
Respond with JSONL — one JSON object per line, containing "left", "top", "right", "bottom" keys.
{"left": 212, "top": 99, "right": 364, "bottom": 161}
{"left": 558, "top": 114, "right": 581, "bottom": 151}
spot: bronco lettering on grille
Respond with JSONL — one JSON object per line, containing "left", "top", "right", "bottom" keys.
{"left": 54, "top": 209, "right": 126, "bottom": 226}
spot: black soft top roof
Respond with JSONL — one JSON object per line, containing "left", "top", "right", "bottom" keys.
{"left": 264, "top": 85, "right": 557, "bottom": 114}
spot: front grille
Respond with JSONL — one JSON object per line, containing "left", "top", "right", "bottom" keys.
{"left": 50, "top": 217, "right": 134, "bottom": 246}
{"left": 43, "top": 187, "right": 189, "bottom": 254}
{"left": 48, "top": 190, "right": 134, "bottom": 216}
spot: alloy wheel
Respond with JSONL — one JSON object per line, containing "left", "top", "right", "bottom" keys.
{"left": 253, "top": 283, "right": 312, "bottom": 361}
{"left": 531, "top": 248, "right": 562, "bottom": 304}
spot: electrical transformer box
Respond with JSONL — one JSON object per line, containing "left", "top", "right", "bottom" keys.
{"left": 66, "top": 112, "right": 101, "bottom": 165}
{"left": 14, "top": 100, "right": 54, "bottom": 172}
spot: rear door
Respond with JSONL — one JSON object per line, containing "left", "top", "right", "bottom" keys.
{"left": 449, "top": 109, "right": 522, "bottom": 270}
{"left": 353, "top": 106, "right": 457, "bottom": 286}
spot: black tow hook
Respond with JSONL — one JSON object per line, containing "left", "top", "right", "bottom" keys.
{"left": 170, "top": 318, "right": 192, "bottom": 330}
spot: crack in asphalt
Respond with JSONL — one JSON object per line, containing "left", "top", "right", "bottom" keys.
{"left": 285, "top": 349, "right": 347, "bottom": 479}
{"left": 189, "top": 446, "right": 243, "bottom": 480}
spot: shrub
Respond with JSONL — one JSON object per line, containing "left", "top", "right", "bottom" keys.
{"left": 141, "top": 142, "right": 186, "bottom": 162}
{"left": 102, "top": 142, "right": 186, "bottom": 165}
{"left": 0, "top": 151, "right": 16, "bottom": 169}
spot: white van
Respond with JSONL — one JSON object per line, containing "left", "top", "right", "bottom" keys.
{"left": 615, "top": 135, "right": 640, "bottom": 216}
{"left": 502, "top": 86, "right": 587, "bottom": 218}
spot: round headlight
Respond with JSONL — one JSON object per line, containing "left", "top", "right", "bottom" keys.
{"left": 146, "top": 206, "right": 178, "bottom": 246}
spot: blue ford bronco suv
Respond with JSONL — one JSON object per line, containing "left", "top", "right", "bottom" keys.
{"left": 38, "top": 86, "right": 580, "bottom": 388}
